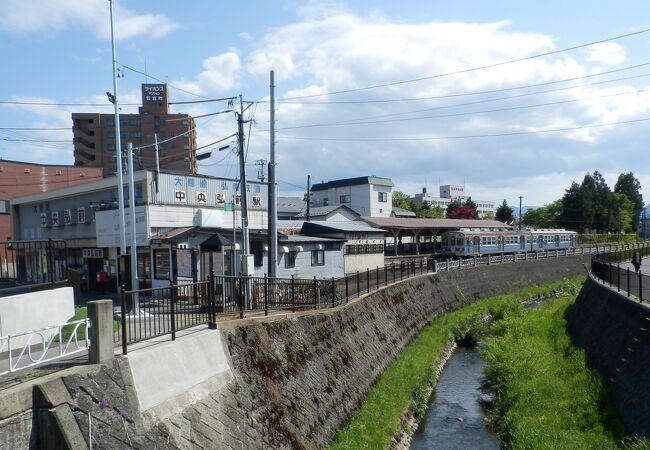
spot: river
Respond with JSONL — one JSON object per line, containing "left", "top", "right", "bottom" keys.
{"left": 409, "top": 346, "right": 499, "bottom": 450}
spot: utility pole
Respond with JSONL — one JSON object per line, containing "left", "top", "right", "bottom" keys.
{"left": 519, "top": 196, "right": 523, "bottom": 230}
{"left": 127, "top": 143, "right": 139, "bottom": 313}
{"left": 306, "top": 175, "right": 311, "bottom": 222}
{"left": 108, "top": 0, "right": 126, "bottom": 257}
{"left": 236, "top": 95, "right": 250, "bottom": 276}
{"left": 268, "top": 70, "right": 278, "bottom": 278}
{"left": 154, "top": 133, "right": 160, "bottom": 193}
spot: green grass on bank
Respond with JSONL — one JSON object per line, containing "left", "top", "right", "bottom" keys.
{"left": 482, "top": 289, "right": 650, "bottom": 450}
{"left": 59, "top": 307, "right": 120, "bottom": 341}
{"left": 329, "top": 277, "right": 585, "bottom": 450}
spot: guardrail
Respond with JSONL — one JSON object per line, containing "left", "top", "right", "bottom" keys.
{"left": 118, "top": 241, "right": 648, "bottom": 354}
{"left": 591, "top": 246, "right": 650, "bottom": 302}
{"left": 0, "top": 318, "right": 89, "bottom": 376}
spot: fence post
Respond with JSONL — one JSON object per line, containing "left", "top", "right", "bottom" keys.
{"left": 627, "top": 267, "right": 631, "bottom": 297}
{"left": 331, "top": 277, "right": 336, "bottom": 305}
{"left": 208, "top": 268, "right": 217, "bottom": 329}
{"left": 433, "top": 259, "right": 437, "bottom": 272}
{"left": 314, "top": 276, "right": 319, "bottom": 310}
{"left": 609, "top": 262, "right": 612, "bottom": 287}
{"left": 393, "top": 262, "right": 396, "bottom": 282}
{"left": 617, "top": 263, "right": 621, "bottom": 292}
{"left": 366, "top": 268, "right": 370, "bottom": 293}
{"left": 88, "top": 299, "right": 114, "bottom": 364}
{"left": 384, "top": 264, "right": 388, "bottom": 285}
{"left": 400, "top": 261, "right": 403, "bottom": 280}
{"left": 170, "top": 281, "right": 177, "bottom": 341}
{"left": 264, "top": 274, "right": 269, "bottom": 316}
{"left": 345, "top": 273, "right": 349, "bottom": 301}
{"left": 238, "top": 273, "right": 244, "bottom": 319}
{"left": 120, "top": 284, "right": 128, "bottom": 355}
{"left": 357, "top": 271, "right": 360, "bottom": 298}
{"left": 639, "top": 272, "right": 643, "bottom": 303}
{"left": 47, "top": 238, "right": 55, "bottom": 289}
{"left": 291, "top": 275, "right": 296, "bottom": 312}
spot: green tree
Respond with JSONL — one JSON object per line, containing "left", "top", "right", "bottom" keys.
{"left": 522, "top": 201, "right": 561, "bottom": 228}
{"left": 495, "top": 199, "right": 514, "bottom": 223}
{"left": 392, "top": 191, "right": 413, "bottom": 211}
{"left": 482, "top": 211, "right": 495, "bottom": 220}
{"left": 614, "top": 172, "right": 644, "bottom": 231}
{"left": 413, "top": 201, "right": 445, "bottom": 218}
{"left": 612, "top": 192, "right": 634, "bottom": 232}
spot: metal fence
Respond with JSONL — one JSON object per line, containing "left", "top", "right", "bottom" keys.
{"left": 0, "top": 239, "right": 68, "bottom": 297}
{"left": 118, "top": 241, "right": 650, "bottom": 353}
{"left": 591, "top": 246, "right": 650, "bottom": 302}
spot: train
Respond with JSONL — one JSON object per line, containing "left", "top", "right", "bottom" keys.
{"left": 440, "top": 228, "right": 578, "bottom": 257}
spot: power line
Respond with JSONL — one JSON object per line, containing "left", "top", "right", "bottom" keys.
{"left": 0, "top": 137, "right": 70, "bottom": 143}
{"left": 263, "top": 62, "right": 650, "bottom": 105}
{"left": 117, "top": 62, "right": 213, "bottom": 100}
{"left": 0, "top": 100, "right": 139, "bottom": 107}
{"left": 274, "top": 116, "right": 650, "bottom": 142}
{"left": 0, "top": 127, "right": 69, "bottom": 131}
{"left": 273, "top": 87, "right": 650, "bottom": 131}
{"left": 271, "top": 27, "right": 650, "bottom": 100}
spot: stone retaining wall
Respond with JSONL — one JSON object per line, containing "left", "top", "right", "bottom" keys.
{"left": 0, "top": 256, "right": 589, "bottom": 449}
{"left": 567, "top": 276, "right": 650, "bottom": 438}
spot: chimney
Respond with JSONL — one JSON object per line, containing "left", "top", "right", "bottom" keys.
{"left": 422, "top": 187, "right": 427, "bottom": 194}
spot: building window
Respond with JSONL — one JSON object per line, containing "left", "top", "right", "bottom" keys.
{"left": 323, "top": 198, "right": 329, "bottom": 206}
{"left": 378, "top": 192, "right": 388, "bottom": 203}
{"left": 154, "top": 249, "right": 170, "bottom": 280}
{"left": 77, "top": 208, "right": 86, "bottom": 224}
{"left": 285, "top": 251, "right": 297, "bottom": 268}
{"left": 311, "top": 250, "right": 325, "bottom": 266}
{"left": 339, "top": 195, "right": 350, "bottom": 203}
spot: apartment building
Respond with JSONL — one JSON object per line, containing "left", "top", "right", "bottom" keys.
{"left": 310, "top": 176, "right": 394, "bottom": 218}
{"left": 72, "top": 84, "right": 197, "bottom": 176}
{"left": 411, "top": 185, "right": 496, "bottom": 219}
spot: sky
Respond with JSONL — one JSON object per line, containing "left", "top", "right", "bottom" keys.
{"left": 1, "top": 1, "right": 650, "bottom": 208}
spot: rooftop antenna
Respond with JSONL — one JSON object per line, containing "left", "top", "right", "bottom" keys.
{"left": 144, "top": 58, "right": 149, "bottom": 84}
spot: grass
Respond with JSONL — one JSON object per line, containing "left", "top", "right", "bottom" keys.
{"left": 482, "top": 286, "right": 650, "bottom": 450}
{"left": 59, "top": 307, "right": 120, "bottom": 342}
{"left": 329, "top": 277, "right": 584, "bottom": 450}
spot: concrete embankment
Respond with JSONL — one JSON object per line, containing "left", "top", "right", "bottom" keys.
{"left": 0, "top": 256, "right": 588, "bottom": 449}
{"left": 568, "top": 276, "right": 650, "bottom": 438}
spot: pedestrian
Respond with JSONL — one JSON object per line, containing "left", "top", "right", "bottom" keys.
{"left": 632, "top": 252, "right": 641, "bottom": 273}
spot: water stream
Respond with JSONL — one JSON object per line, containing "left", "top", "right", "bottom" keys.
{"left": 409, "top": 346, "right": 499, "bottom": 450}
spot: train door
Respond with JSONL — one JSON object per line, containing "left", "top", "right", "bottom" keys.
{"left": 498, "top": 236, "right": 504, "bottom": 252}
{"left": 537, "top": 235, "right": 544, "bottom": 249}
{"left": 473, "top": 236, "right": 480, "bottom": 254}
{"left": 519, "top": 235, "right": 526, "bottom": 251}
{"left": 554, "top": 235, "right": 560, "bottom": 248}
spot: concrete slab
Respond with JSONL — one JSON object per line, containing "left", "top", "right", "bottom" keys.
{"left": 126, "top": 326, "right": 232, "bottom": 415}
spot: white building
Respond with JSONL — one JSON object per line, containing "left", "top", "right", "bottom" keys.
{"left": 310, "top": 176, "right": 394, "bottom": 218}
{"left": 411, "top": 185, "right": 495, "bottom": 219}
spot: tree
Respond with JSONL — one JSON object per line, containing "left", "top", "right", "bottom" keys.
{"left": 522, "top": 200, "right": 561, "bottom": 229}
{"left": 392, "top": 191, "right": 413, "bottom": 211}
{"left": 615, "top": 172, "right": 644, "bottom": 232}
{"left": 612, "top": 193, "right": 635, "bottom": 232}
{"left": 482, "top": 211, "right": 495, "bottom": 220}
{"left": 413, "top": 201, "right": 445, "bottom": 218}
{"left": 559, "top": 182, "right": 586, "bottom": 232}
{"left": 495, "top": 199, "right": 514, "bottom": 223}
{"left": 447, "top": 204, "right": 477, "bottom": 219}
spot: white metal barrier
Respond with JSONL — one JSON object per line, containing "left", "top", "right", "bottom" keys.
{"left": 0, "top": 318, "right": 89, "bottom": 376}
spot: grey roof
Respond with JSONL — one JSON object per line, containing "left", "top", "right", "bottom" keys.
{"left": 296, "top": 204, "right": 359, "bottom": 218}
{"left": 277, "top": 220, "right": 305, "bottom": 230}
{"left": 361, "top": 216, "right": 512, "bottom": 230}
{"left": 301, "top": 221, "right": 386, "bottom": 235}
{"left": 277, "top": 196, "right": 306, "bottom": 213}
{"left": 281, "top": 235, "right": 345, "bottom": 243}
{"left": 391, "top": 207, "right": 416, "bottom": 217}
{"left": 311, "top": 176, "right": 394, "bottom": 192}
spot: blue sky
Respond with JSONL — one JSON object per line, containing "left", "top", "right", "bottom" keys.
{"left": 1, "top": 1, "right": 650, "bottom": 207}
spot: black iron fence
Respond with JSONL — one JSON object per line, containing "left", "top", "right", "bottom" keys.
{"left": 0, "top": 239, "right": 68, "bottom": 297}
{"left": 591, "top": 246, "right": 650, "bottom": 302}
{"left": 119, "top": 241, "right": 650, "bottom": 353}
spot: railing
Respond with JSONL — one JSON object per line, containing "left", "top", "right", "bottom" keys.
{"left": 118, "top": 241, "right": 649, "bottom": 353}
{"left": 0, "top": 239, "right": 68, "bottom": 297}
{"left": 591, "top": 246, "right": 650, "bottom": 302}
{"left": 0, "top": 319, "right": 89, "bottom": 376}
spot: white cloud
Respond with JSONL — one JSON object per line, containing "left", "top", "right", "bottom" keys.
{"left": 586, "top": 42, "right": 626, "bottom": 65}
{"left": 174, "top": 52, "right": 242, "bottom": 94}
{"left": 0, "top": 0, "right": 178, "bottom": 40}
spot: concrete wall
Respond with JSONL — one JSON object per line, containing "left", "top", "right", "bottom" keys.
{"left": 0, "top": 287, "right": 74, "bottom": 346}
{"left": 0, "top": 256, "right": 588, "bottom": 449}
{"left": 567, "top": 276, "right": 650, "bottom": 438}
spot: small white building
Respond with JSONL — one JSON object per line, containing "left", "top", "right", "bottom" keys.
{"left": 310, "top": 176, "right": 394, "bottom": 218}
{"left": 411, "top": 185, "right": 496, "bottom": 219}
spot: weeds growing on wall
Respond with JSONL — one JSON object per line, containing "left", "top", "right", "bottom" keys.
{"left": 329, "top": 277, "right": 650, "bottom": 449}
{"left": 482, "top": 285, "right": 650, "bottom": 450}
{"left": 329, "top": 277, "right": 586, "bottom": 450}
